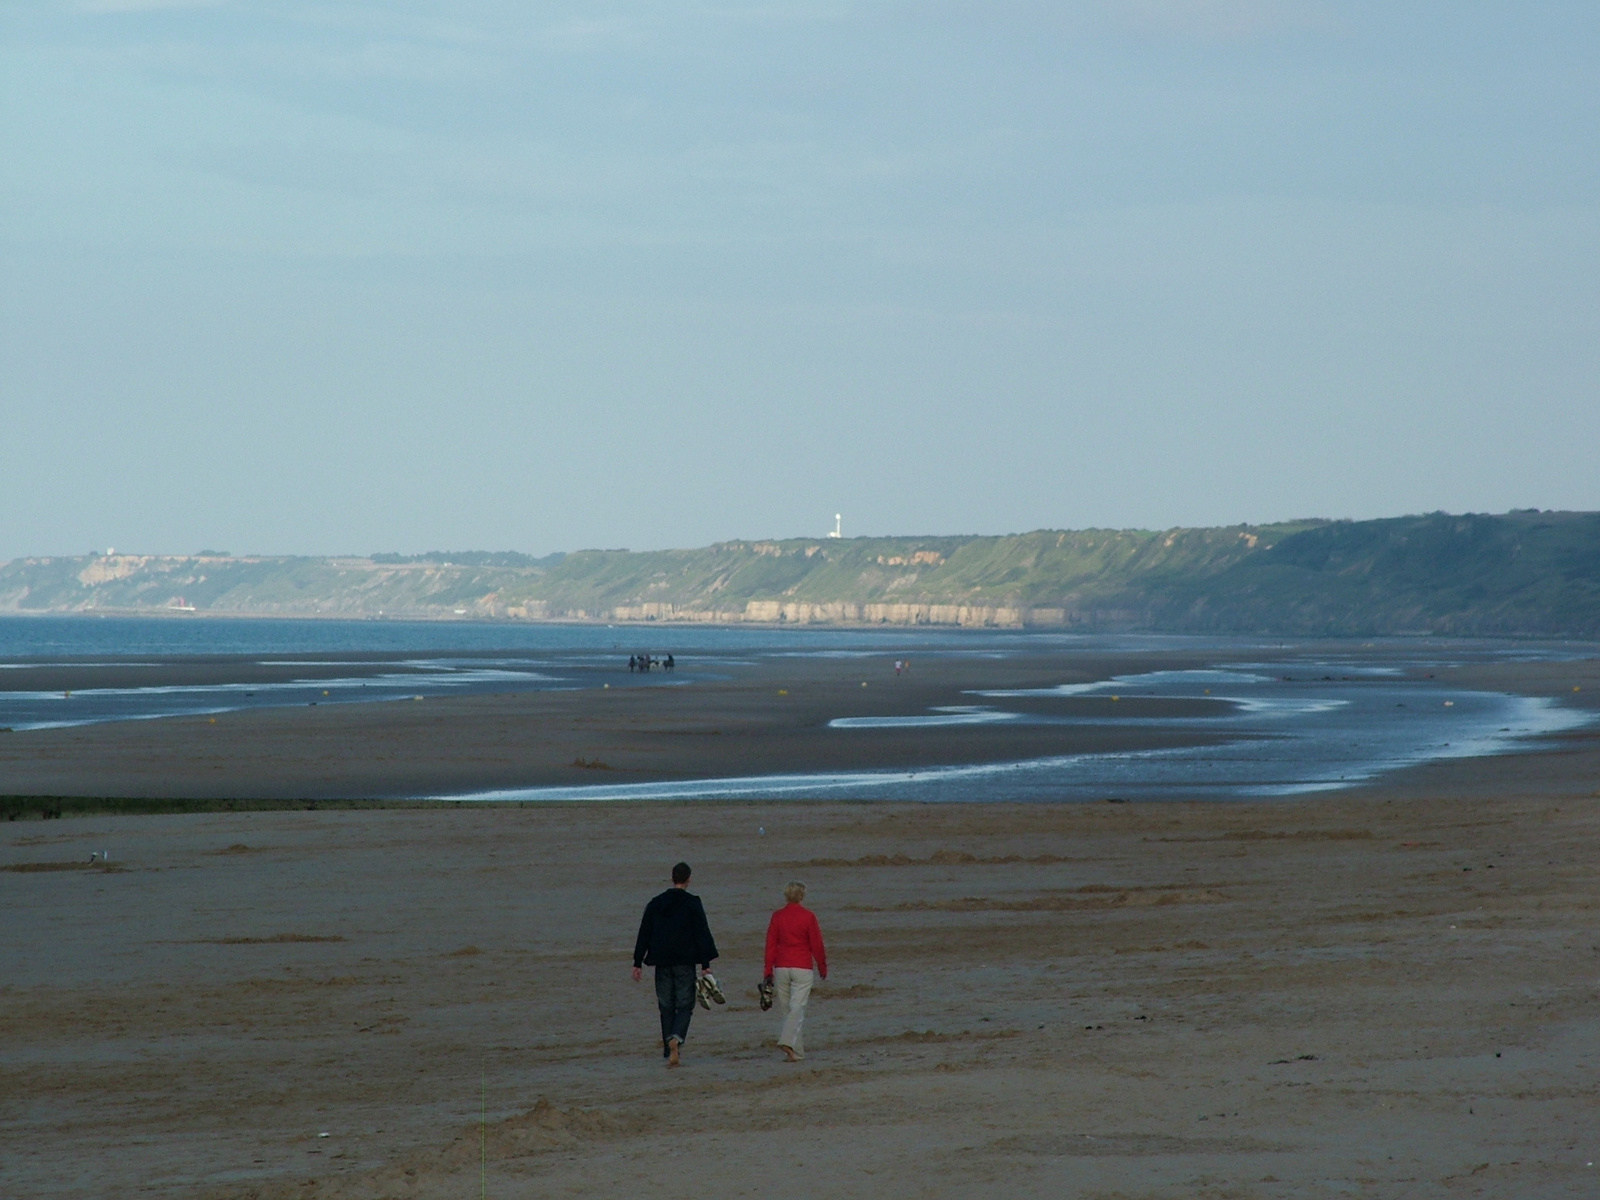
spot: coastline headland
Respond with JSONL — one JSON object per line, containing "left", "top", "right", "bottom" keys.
{"left": 5, "top": 508, "right": 1600, "bottom": 636}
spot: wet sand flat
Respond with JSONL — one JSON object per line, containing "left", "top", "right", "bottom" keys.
{"left": 0, "top": 649, "right": 1252, "bottom": 800}
{"left": 6, "top": 734, "right": 1600, "bottom": 1199}
{"left": 8, "top": 644, "right": 1594, "bottom": 802}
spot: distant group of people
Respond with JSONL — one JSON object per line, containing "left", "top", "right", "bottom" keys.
{"left": 632, "top": 862, "right": 827, "bottom": 1067}
{"left": 894, "top": 658, "right": 910, "bottom": 676}
{"left": 628, "top": 653, "right": 674, "bottom": 672}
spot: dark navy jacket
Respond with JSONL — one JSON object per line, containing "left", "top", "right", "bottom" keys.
{"left": 634, "top": 887, "right": 719, "bottom": 969}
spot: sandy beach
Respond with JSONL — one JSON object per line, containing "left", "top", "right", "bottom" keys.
{"left": 10, "top": 0, "right": 1598, "bottom": 1192}
{"left": 4, "top": 651, "right": 1600, "bottom": 1198}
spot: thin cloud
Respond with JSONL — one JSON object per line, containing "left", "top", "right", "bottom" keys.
{"left": 1116, "top": 0, "right": 1333, "bottom": 40}
{"left": 73, "top": 0, "right": 223, "bottom": 12}
{"left": 531, "top": 16, "right": 642, "bottom": 52}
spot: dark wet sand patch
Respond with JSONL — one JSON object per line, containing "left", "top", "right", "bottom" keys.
{"left": 3, "top": 860, "right": 123, "bottom": 873}
{"left": 199, "top": 933, "right": 347, "bottom": 945}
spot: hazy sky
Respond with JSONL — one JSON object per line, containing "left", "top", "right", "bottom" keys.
{"left": 3, "top": 2, "right": 1598, "bottom": 557}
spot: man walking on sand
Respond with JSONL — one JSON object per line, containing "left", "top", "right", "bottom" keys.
{"left": 632, "top": 862, "right": 719, "bottom": 1067}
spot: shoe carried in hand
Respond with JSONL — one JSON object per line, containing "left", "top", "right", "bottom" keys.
{"left": 696, "top": 972, "right": 727, "bottom": 1009}
{"left": 757, "top": 975, "right": 775, "bottom": 1011}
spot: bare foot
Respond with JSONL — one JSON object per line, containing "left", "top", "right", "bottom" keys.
{"left": 780, "top": 1045, "right": 799, "bottom": 1063}
{"left": 668, "top": 1040, "right": 681, "bottom": 1068}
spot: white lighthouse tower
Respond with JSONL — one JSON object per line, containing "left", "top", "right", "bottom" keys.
{"left": 828, "top": 513, "right": 842, "bottom": 539}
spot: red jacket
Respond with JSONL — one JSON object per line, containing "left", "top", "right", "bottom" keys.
{"left": 764, "top": 902, "right": 827, "bottom": 978}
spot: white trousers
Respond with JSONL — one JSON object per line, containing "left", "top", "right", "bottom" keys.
{"left": 773, "top": 967, "right": 814, "bottom": 1058}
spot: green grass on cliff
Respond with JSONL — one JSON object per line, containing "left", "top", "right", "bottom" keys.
{"left": 3, "top": 510, "right": 1598, "bottom": 636}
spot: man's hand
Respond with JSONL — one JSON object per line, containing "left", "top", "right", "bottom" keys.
{"left": 631, "top": 966, "right": 642, "bottom": 983}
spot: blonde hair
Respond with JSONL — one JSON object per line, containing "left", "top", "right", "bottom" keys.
{"left": 783, "top": 880, "right": 807, "bottom": 904}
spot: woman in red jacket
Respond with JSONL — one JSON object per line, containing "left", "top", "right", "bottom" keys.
{"left": 763, "top": 880, "right": 828, "bottom": 1062}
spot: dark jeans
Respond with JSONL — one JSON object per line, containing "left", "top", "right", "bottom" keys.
{"left": 654, "top": 964, "right": 696, "bottom": 1055}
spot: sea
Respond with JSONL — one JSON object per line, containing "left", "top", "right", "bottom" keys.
{"left": 0, "top": 615, "right": 1593, "bottom": 802}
